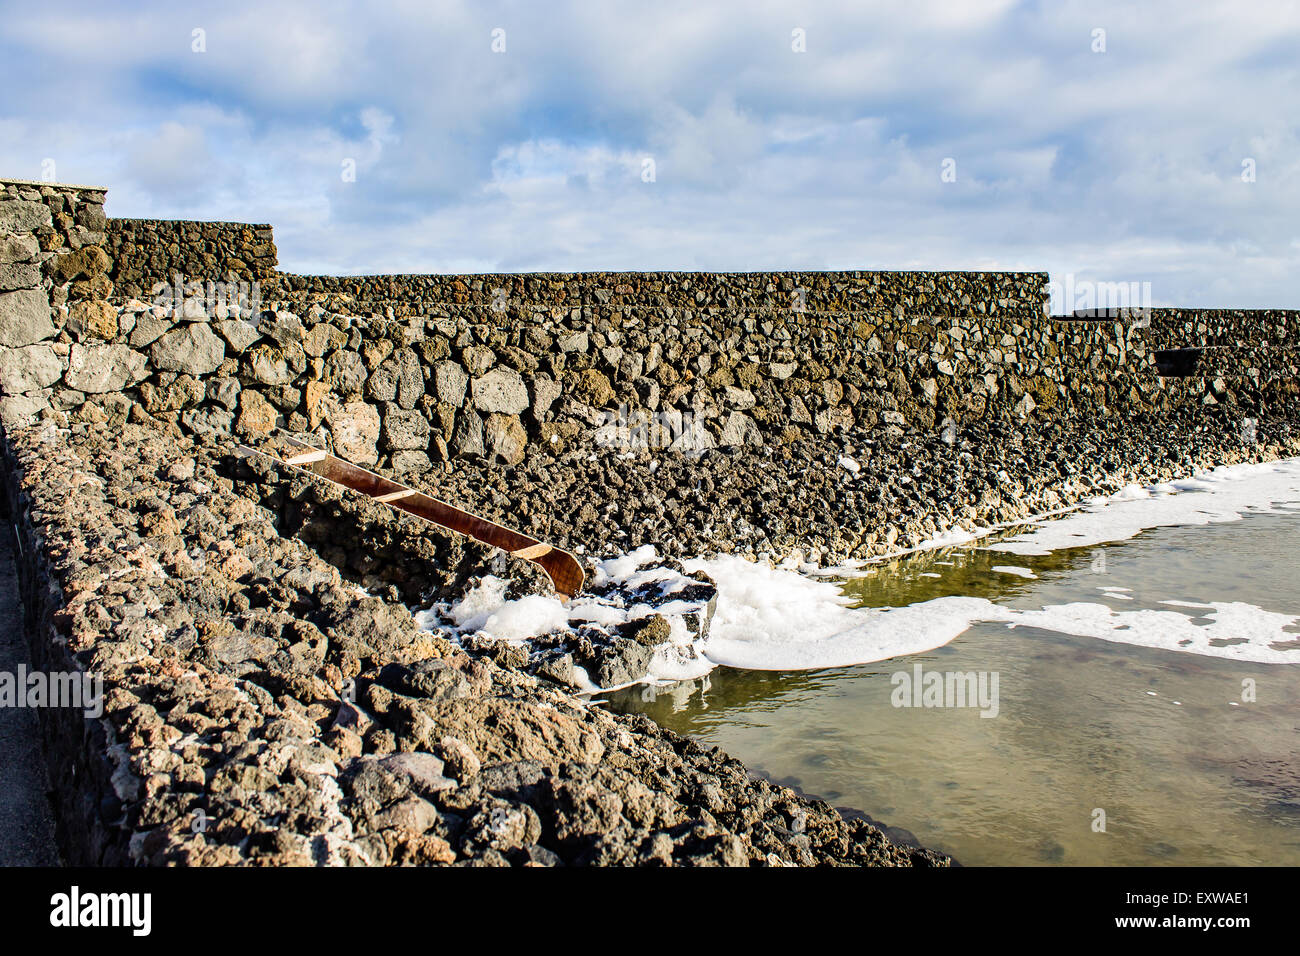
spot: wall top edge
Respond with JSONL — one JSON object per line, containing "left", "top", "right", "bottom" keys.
{"left": 280, "top": 269, "right": 1052, "bottom": 279}
{"left": 1, "top": 176, "right": 108, "bottom": 191}
{"left": 109, "top": 218, "right": 273, "bottom": 228}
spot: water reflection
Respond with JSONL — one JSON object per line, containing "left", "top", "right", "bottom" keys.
{"left": 604, "top": 513, "right": 1300, "bottom": 865}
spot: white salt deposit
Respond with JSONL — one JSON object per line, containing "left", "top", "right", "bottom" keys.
{"left": 417, "top": 576, "right": 570, "bottom": 641}
{"left": 996, "top": 601, "right": 1300, "bottom": 665}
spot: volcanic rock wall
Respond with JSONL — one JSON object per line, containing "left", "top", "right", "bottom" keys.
{"left": 2, "top": 177, "right": 1298, "bottom": 868}
{"left": 3, "top": 178, "right": 1297, "bottom": 482}
{"left": 105, "top": 218, "right": 279, "bottom": 301}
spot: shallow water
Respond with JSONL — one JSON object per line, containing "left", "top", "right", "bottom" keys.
{"left": 605, "top": 512, "right": 1300, "bottom": 865}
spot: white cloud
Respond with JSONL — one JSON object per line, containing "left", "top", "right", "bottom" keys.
{"left": 0, "top": 0, "right": 1295, "bottom": 306}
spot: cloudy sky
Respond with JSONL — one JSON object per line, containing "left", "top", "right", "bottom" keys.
{"left": 1, "top": 0, "right": 1297, "bottom": 306}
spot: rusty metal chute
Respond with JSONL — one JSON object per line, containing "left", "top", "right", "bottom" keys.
{"left": 239, "top": 435, "right": 585, "bottom": 599}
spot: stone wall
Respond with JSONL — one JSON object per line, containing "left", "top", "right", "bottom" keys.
{"left": 106, "top": 218, "right": 278, "bottom": 301}
{"left": 2, "top": 176, "right": 1297, "bottom": 484}
{"left": 3, "top": 178, "right": 1299, "bottom": 868}
{"left": 1067, "top": 310, "right": 1299, "bottom": 349}
{"left": 0, "top": 178, "right": 114, "bottom": 427}
{"left": 1, "top": 419, "right": 953, "bottom": 866}
{"left": 281, "top": 269, "right": 1050, "bottom": 318}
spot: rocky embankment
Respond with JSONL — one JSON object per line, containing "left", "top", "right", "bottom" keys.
{"left": 4, "top": 420, "right": 948, "bottom": 866}
{"left": 6, "top": 407, "right": 1295, "bottom": 867}
{"left": 4, "top": 178, "right": 1297, "bottom": 868}
{"left": 250, "top": 397, "right": 1296, "bottom": 580}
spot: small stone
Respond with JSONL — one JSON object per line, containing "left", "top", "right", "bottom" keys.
{"left": 217, "top": 318, "right": 262, "bottom": 352}
{"left": 0, "top": 390, "right": 50, "bottom": 427}
{"left": 437, "top": 736, "right": 481, "bottom": 782}
{"left": 151, "top": 324, "right": 226, "bottom": 375}
{"left": 485, "top": 413, "right": 527, "bottom": 465}
{"left": 328, "top": 401, "right": 381, "bottom": 464}
{"left": 619, "top": 614, "right": 673, "bottom": 647}
{"left": 0, "top": 288, "right": 56, "bottom": 348}
{"left": 557, "top": 331, "right": 589, "bottom": 353}
{"left": 246, "top": 344, "right": 292, "bottom": 384}
{"left": 325, "top": 349, "right": 367, "bottom": 395}
{"left": 719, "top": 410, "right": 760, "bottom": 446}
{"left": 568, "top": 368, "right": 614, "bottom": 408}
{"left": 452, "top": 409, "right": 485, "bottom": 457}
{"left": 0, "top": 200, "right": 52, "bottom": 234}
{"left": 389, "top": 450, "right": 432, "bottom": 474}
{"left": 129, "top": 312, "right": 172, "bottom": 349}
{"left": 207, "top": 377, "right": 241, "bottom": 410}
{"left": 472, "top": 366, "right": 530, "bottom": 415}
{"left": 435, "top": 360, "right": 469, "bottom": 407}
{"left": 0, "top": 345, "right": 62, "bottom": 394}
{"left": 235, "top": 389, "right": 277, "bottom": 436}
{"left": 0, "top": 263, "right": 40, "bottom": 292}
{"left": 64, "top": 344, "right": 147, "bottom": 393}
{"left": 382, "top": 407, "right": 431, "bottom": 450}
{"left": 462, "top": 345, "right": 495, "bottom": 376}
{"left": 530, "top": 375, "right": 562, "bottom": 419}
{"left": 54, "top": 245, "right": 111, "bottom": 281}
{"left": 0, "top": 234, "right": 40, "bottom": 265}
{"left": 814, "top": 406, "right": 854, "bottom": 434}
{"left": 66, "top": 300, "right": 118, "bottom": 340}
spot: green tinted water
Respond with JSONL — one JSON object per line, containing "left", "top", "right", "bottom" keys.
{"left": 605, "top": 513, "right": 1300, "bottom": 865}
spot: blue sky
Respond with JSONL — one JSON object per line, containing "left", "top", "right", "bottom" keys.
{"left": 2, "top": 0, "right": 1297, "bottom": 306}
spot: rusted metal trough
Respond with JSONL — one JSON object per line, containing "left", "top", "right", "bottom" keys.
{"left": 239, "top": 435, "right": 585, "bottom": 599}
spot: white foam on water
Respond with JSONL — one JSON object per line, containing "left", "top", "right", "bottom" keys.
{"left": 994, "top": 601, "right": 1300, "bottom": 665}
{"left": 418, "top": 575, "right": 572, "bottom": 642}
{"left": 418, "top": 456, "right": 1300, "bottom": 681}
{"left": 592, "top": 544, "right": 661, "bottom": 583}
{"left": 985, "top": 457, "right": 1300, "bottom": 556}
{"left": 912, "top": 527, "right": 979, "bottom": 550}
{"left": 992, "top": 565, "right": 1037, "bottom": 579}
{"left": 683, "top": 553, "right": 991, "bottom": 670}
{"left": 429, "top": 544, "right": 708, "bottom": 645}
{"left": 683, "top": 551, "right": 1300, "bottom": 668}
{"left": 418, "top": 546, "right": 719, "bottom": 689}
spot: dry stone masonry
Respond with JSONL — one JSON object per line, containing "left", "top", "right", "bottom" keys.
{"left": 1, "top": 176, "right": 1297, "bottom": 866}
